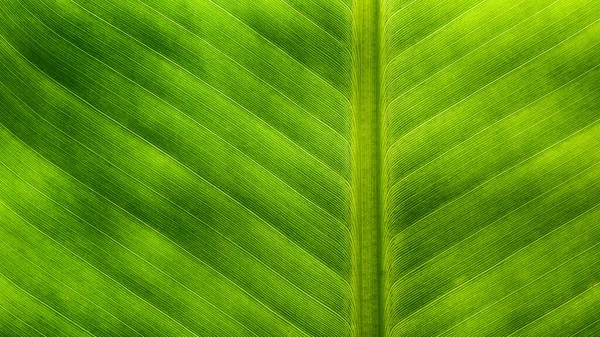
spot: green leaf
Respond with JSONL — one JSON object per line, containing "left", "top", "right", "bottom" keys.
{"left": 0, "top": 0, "right": 598, "bottom": 336}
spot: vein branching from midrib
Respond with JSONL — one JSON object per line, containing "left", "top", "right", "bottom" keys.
{"left": 351, "top": 0, "right": 383, "bottom": 336}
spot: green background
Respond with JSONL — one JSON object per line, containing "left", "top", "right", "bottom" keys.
{"left": 0, "top": 0, "right": 598, "bottom": 336}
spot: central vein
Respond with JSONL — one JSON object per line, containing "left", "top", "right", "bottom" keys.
{"left": 352, "top": 0, "right": 383, "bottom": 336}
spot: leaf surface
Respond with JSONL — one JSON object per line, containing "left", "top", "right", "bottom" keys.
{"left": 0, "top": 0, "right": 598, "bottom": 336}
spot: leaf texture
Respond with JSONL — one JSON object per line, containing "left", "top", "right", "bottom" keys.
{"left": 0, "top": 0, "right": 598, "bottom": 336}
{"left": 381, "top": 0, "right": 600, "bottom": 335}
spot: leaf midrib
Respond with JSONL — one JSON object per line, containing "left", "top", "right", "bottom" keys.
{"left": 352, "top": 0, "right": 383, "bottom": 335}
